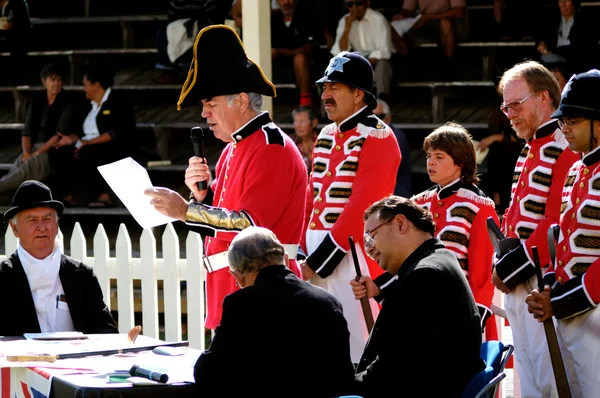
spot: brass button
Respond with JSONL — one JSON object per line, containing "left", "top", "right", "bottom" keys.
{"left": 317, "top": 197, "right": 323, "bottom": 203}
{"left": 517, "top": 197, "right": 521, "bottom": 203}
{"left": 225, "top": 175, "right": 228, "bottom": 180}
{"left": 559, "top": 260, "right": 563, "bottom": 266}
{"left": 326, "top": 171, "right": 332, "bottom": 177}
{"left": 528, "top": 153, "right": 534, "bottom": 159}
{"left": 438, "top": 201, "right": 443, "bottom": 206}
{"left": 222, "top": 188, "right": 226, "bottom": 192}
{"left": 524, "top": 167, "right": 528, "bottom": 172}
{"left": 227, "top": 166, "right": 230, "bottom": 170}
{"left": 335, "top": 145, "right": 341, "bottom": 151}
{"left": 563, "top": 246, "right": 567, "bottom": 252}
{"left": 314, "top": 209, "right": 320, "bottom": 215}
{"left": 584, "top": 168, "right": 590, "bottom": 175}
{"left": 558, "top": 277, "right": 563, "bottom": 283}
{"left": 521, "top": 181, "right": 525, "bottom": 188}
{"left": 509, "top": 225, "right": 513, "bottom": 232}
{"left": 339, "top": 134, "right": 344, "bottom": 139}
{"left": 233, "top": 144, "right": 238, "bottom": 149}
{"left": 434, "top": 213, "right": 439, "bottom": 219}
{"left": 572, "top": 213, "right": 575, "bottom": 218}
{"left": 576, "top": 198, "right": 581, "bottom": 204}
{"left": 580, "top": 182, "right": 585, "bottom": 189}
{"left": 568, "top": 229, "right": 571, "bottom": 235}
{"left": 309, "top": 222, "right": 316, "bottom": 229}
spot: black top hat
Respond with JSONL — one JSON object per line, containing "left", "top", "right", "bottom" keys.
{"left": 177, "top": 25, "right": 276, "bottom": 110}
{"left": 552, "top": 69, "right": 600, "bottom": 120}
{"left": 316, "top": 51, "right": 377, "bottom": 110}
{"left": 4, "top": 180, "right": 64, "bottom": 221}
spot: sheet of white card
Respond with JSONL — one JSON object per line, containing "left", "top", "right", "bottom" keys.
{"left": 97, "top": 158, "right": 178, "bottom": 228}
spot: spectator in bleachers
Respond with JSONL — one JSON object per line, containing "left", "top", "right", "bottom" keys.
{"left": 373, "top": 98, "right": 412, "bottom": 197}
{"left": 536, "top": 0, "right": 597, "bottom": 73}
{"left": 0, "top": 64, "right": 78, "bottom": 196}
{"left": 543, "top": 53, "right": 573, "bottom": 91}
{"left": 291, "top": 106, "right": 318, "bottom": 171}
{"left": 271, "top": 0, "right": 316, "bottom": 107}
{"left": 0, "top": 0, "right": 33, "bottom": 85}
{"left": 55, "top": 63, "right": 138, "bottom": 208}
{"left": 331, "top": 0, "right": 393, "bottom": 101}
{"left": 393, "top": 0, "right": 468, "bottom": 78}
{"left": 155, "top": 0, "right": 230, "bottom": 84}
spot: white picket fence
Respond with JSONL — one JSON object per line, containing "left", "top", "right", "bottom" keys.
{"left": 0, "top": 222, "right": 207, "bottom": 351}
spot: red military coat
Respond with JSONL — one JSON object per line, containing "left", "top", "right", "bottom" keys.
{"left": 546, "top": 148, "right": 600, "bottom": 319}
{"left": 496, "top": 120, "right": 579, "bottom": 288}
{"left": 185, "top": 112, "right": 308, "bottom": 329}
{"left": 302, "top": 107, "right": 401, "bottom": 280}
{"left": 413, "top": 179, "right": 499, "bottom": 336}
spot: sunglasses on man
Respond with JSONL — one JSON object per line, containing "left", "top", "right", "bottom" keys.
{"left": 346, "top": 1, "right": 365, "bottom": 8}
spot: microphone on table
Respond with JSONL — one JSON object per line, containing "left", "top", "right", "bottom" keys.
{"left": 129, "top": 364, "right": 169, "bottom": 383}
{"left": 190, "top": 126, "right": 207, "bottom": 191}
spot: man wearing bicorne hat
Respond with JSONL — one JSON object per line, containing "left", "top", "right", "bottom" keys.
{"left": 0, "top": 180, "right": 117, "bottom": 336}
{"left": 146, "top": 25, "right": 308, "bottom": 330}
{"left": 300, "top": 51, "right": 401, "bottom": 362}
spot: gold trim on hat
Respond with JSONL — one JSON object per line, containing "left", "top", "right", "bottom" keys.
{"left": 177, "top": 24, "right": 277, "bottom": 111}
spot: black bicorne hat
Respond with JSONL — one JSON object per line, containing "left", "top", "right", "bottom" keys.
{"left": 552, "top": 69, "right": 600, "bottom": 120}
{"left": 4, "top": 180, "right": 64, "bottom": 221}
{"left": 315, "top": 51, "right": 377, "bottom": 110}
{"left": 177, "top": 25, "right": 276, "bottom": 110}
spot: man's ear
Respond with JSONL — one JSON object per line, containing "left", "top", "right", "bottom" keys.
{"left": 238, "top": 93, "right": 250, "bottom": 113}
{"left": 9, "top": 221, "right": 18, "bottom": 238}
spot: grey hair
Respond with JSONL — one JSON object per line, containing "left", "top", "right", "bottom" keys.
{"left": 376, "top": 98, "right": 390, "bottom": 116}
{"left": 228, "top": 226, "right": 285, "bottom": 275}
{"left": 225, "top": 93, "right": 263, "bottom": 113}
{"left": 10, "top": 209, "right": 59, "bottom": 226}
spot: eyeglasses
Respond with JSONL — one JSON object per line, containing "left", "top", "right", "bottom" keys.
{"left": 557, "top": 117, "right": 586, "bottom": 130}
{"left": 364, "top": 219, "right": 392, "bottom": 250}
{"left": 500, "top": 92, "right": 535, "bottom": 115}
{"left": 346, "top": 1, "right": 364, "bottom": 8}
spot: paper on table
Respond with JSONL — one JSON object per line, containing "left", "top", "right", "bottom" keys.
{"left": 97, "top": 157, "right": 178, "bottom": 229}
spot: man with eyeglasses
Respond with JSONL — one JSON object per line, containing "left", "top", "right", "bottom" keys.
{"left": 493, "top": 60, "right": 579, "bottom": 397}
{"left": 331, "top": 0, "right": 393, "bottom": 101}
{"left": 352, "top": 195, "right": 485, "bottom": 397}
{"left": 525, "top": 70, "right": 600, "bottom": 398}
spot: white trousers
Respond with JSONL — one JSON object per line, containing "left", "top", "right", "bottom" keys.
{"left": 557, "top": 305, "right": 600, "bottom": 398}
{"left": 307, "top": 231, "right": 380, "bottom": 363}
{"left": 504, "top": 276, "right": 579, "bottom": 398}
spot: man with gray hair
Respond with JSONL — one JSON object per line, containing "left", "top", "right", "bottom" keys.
{"left": 193, "top": 226, "right": 355, "bottom": 397}
{"left": 146, "top": 25, "right": 308, "bottom": 331}
{"left": 0, "top": 180, "right": 117, "bottom": 336}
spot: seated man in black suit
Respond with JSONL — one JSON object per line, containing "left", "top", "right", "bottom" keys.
{"left": 194, "top": 226, "right": 355, "bottom": 397}
{"left": 0, "top": 180, "right": 118, "bottom": 336}
{"left": 351, "top": 195, "right": 485, "bottom": 397}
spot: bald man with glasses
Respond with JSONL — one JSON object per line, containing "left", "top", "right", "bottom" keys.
{"left": 493, "top": 60, "right": 579, "bottom": 397}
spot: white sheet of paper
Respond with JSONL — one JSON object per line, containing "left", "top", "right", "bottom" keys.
{"left": 97, "top": 158, "right": 178, "bottom": 229}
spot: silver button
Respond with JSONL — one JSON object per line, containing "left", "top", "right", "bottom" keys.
{"left": 236, "top": 135, "right": 242, "bottom": 141}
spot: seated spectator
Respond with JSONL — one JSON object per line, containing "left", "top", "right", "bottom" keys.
{"left": 54, "top": 63, "right": 139, "bottom": 208}
{"left": 394, "top": 0, "right": 468, "bottom": 77}
{"left": 536, "top": 0, "right": 597, "bottom": 72}
{"left": 291, "top": 106, "right": 318, "bottom": 170}
{"left": 351, "top": 196, "right": 485, "bottom": 397}
{"left": 331, "top": 0, "right": 393, "bottom": 101}
{"left": 0, "top": 0, "right": 33, "bottom": 85}
{"left": 155, "top": 0, "right": 230, "bottom": 84}
{"left": 542, "top": 54, "right": 573, "bottom": 91}
{"left": 271, "top": 0, "right": 316, "bottom": 107}
{"left": 194, "top": 226, "right": 355, "bottom": 397}
{"left": 0, "top": 180, "right": 118, "bottom": 336}
{"left": 373, "top": 98, "right": 412, "bottom": 197}
{"left": 0, "top": 63, "right": 78, "bottom": 196}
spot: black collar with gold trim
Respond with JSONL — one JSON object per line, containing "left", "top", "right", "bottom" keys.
{"left": 230, "top": 112, "right": 272, "bottom": 143}
{"left": 437, "top": 179, "right": 484, "bottom": 200}
{"left": 533, "top": 120, "right": 559, "bottom": 141}
{"left": 338, "top": 106, "right": 372, "bottom": 132}
{"left": 582, "top": 145, "right": 600, "bottom": 167}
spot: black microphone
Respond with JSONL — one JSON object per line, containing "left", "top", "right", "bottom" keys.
{"left": 129, "top": 364, "right": 169, "bottom": 383}
{"left": 190, "top": 126, "right": 207, "bottom": 191}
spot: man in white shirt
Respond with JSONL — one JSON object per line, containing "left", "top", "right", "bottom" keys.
{"left": 331, "top": 0, "right": 393, "bottom": 100}
{"left": 0, "top": 180, "right": 118, "bottom": 336}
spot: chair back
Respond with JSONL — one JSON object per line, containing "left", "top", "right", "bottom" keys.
{"left": 462, "top": 340, "right": 515, "bottom": 398}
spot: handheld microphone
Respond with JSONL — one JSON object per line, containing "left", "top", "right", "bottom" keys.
{"left": 190, "top": 126, "right": 207, "bottom": 191}
{"left": 129, "top": 364, "right": 169, "bottom": 383}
